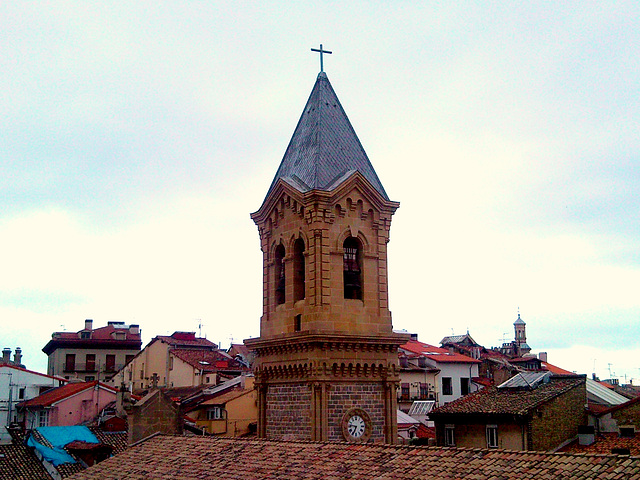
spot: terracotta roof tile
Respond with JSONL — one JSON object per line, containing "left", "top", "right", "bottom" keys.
{"left": 560, "top": 433, "right": 640, "bottom": 456}
{"left": 18, "top": 381, "right": 116, "bottom": 408}
{"left": 68, "top": 435, "right": 640, "bottom": 479}
{"left": 0, "top": 442, "right": 51, "bottom": 480}
{"left": 401, "top": 340, "right": 480, "bottom": 364}
{"left": 170, "top": 349, "right": 247, "bottom": 373}
{"left": 431, "top": 376, "right": 586, "bottom": 416}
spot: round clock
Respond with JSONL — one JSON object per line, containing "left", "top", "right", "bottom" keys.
{"left": 341, "top": 408, "right": 372, "bottom": 443}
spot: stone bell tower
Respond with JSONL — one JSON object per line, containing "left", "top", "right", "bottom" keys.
{"left": 245, "top": 65, "right": 408, "bottom": 443}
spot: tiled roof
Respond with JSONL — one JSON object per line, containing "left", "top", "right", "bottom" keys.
{"left": 27, "top": 426, "right": 128, "bottom": 478}
{"left": 43, "top": 323, "right": 141, "bottom": 354}
{"left": 263, "top": 72, "right": 389, "bottom": 202}
{"left": 68, "top": 435, "right": 640, "bottom": 480}
{"left": 431, "top": 376, "right": 585, "bottom": 416}
{"left": 0, "top": 441, "right": 51, "bottom": 480}
{"left": 18, "top": 381, "right": 116, "bottom": 407}
{"left": 154, "top": 332, "right": 218, "bottom": 348}
{"left": 560, "top": 432, "right": 640, "bottom": 456}
{"left": 170, "top": 349, "right": 247, "bottom": 373}
{"left": 0, "top": 363, "right": 66, "bottom": 382}
{"left": 541, "top": 361, "right": 575, "bottom": 375}
{"left": 400, "top": 340, "right": 480, "bottom": 364}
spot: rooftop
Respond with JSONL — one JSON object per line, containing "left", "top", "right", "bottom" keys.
{"left": 263, "top": 72, "right": 389, "bottom": 203}
{"left": 18, "top": 381, "right": 116, "bottom": 408}
{"left": 68, "top": 435, "right": 640, "bottom": 480}
{"left": 431, "top": 375, "right": 586, "bottom": 416}
{"left": 400, "top": 340, "right": 480, "bottom": 364}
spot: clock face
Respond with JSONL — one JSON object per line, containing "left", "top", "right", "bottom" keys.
{"left": 347, "top": 414, "right": 366, "bottom": 438}
{"left": 341, "top": 408, "right": 372, "bottom": 443}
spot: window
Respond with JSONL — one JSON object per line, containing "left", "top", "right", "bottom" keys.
{"left": 419, "top": 383, "right": 429, "bottom": 399}
{"left": 400, "top": 383, "right": 409, "bottom": 400}
{"left": 105, "top": 354, "right": 116, "bottom": 372}
{"left": 86, "top": 354, "right": 96, "bottom": 372}
{"left": 293, "top": 238, "right": 305, "bottom": 301}
{"left": 125, "top": 355, "right": 135, "bottom": 365}
{"left": 85, "top": 376, "right": 95, "bottom": 381}
{"left": 444, "top": 425, "right": 455, "bottom": 446}
{"left": 38, "top": 410, "right": 49, "bottom": 427}
{"left": 65, "top": 354, "right": 76, "bottom": 372}
{"left": 294, "top": 314, "right": 302, "bottom": 332}
{"left": 18, "top": 388, "right": 25, "bottom": 400}
{"left": 275, "top": 244, "right": 285, "bottom": 305}
{"left": 486, "top": 425, "right": 498, "bottom": 448}
{"left": 442, "top": 377, "right": 453, "bottom": 396}
{"left": 343, "top": 237, "right": 362, "bottom": 300}
{"left": 207, "top": 407, "right": 223, "bottom": 420}
{"left": 460, "top": 377, "right": 470, "bottom": 396}
{"left": 81, "top": 331, "right": 91, "bottom": 339}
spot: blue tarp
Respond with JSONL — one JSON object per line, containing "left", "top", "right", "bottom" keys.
{"left": 26, "top": 426, "right": 100, "bottom": 466}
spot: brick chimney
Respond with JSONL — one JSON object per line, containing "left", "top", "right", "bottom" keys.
{"left": 129, "top": 324, "right": 140, "bottom": 335}
{"left": 539, "top": 352, "right": 548, "bottom": 362}
{"left": 2, "top": 348, "right": 11, "bottom": 363}
{"left": 85, "top": 319, "right": 93, "bottom": 331}
{"left": 13, "top": 347, "right": 22, "bottom": 366}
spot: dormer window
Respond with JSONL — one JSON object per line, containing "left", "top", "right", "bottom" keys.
{"left": 343, "top": 237, "right": 362, "bottom": 300}
{"left": 275, "top": 244, "right": 285, "bottom": 305}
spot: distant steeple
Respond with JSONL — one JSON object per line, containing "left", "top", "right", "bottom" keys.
{"left": 263, "top": 72, "right": 389, "bottom": 203}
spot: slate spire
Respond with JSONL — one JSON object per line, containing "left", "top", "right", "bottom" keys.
{"left": 265, "top": 72, "right": 389, "bottom": 201}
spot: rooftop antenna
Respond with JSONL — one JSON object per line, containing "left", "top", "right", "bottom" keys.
{"left": 608, "top": 363, "right": 613, "bottom": 379}
{"left": 311, "top": 44, "right": 332, "bottom": 73}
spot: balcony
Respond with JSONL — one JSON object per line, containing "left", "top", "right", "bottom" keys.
{"left": 63, "top": 363, "right": 127, "bottom": 374}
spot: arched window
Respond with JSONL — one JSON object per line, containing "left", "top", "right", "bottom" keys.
{"left": 275, "top": 244, "right": 285, "bottom": 305}
{"left": 293, "top": 238, "right": 305, "bottom": 301}
{"left": 343, "top": 237, "right": 362, "bottom": 300}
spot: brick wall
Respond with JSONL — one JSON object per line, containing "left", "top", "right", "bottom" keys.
{"left": 611, "top": 399, "right": 640, "bottom": 430}
{"left": 266, "top": 383, "right": 311, "bottom": 440}
{"left": 530, "top": 381, "right": 586, "bottom": 451}
{"left": 127, "top": 389, "right": 182, "bottom": 445}
{"left": 327, "top": 383, "right": 385, "bottom": 442}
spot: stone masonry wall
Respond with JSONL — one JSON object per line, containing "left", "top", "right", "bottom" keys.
{"left": 611, "top": 399, "right": 640, "bottom": 430}
{"left": 530, "top": 381, "right": 586, "bottom": 451}
{"left": 327, "top": 383, "right": 385, "bottom": 442}
{"left": 266, "top": 383, "right": 311, "bottom": 440}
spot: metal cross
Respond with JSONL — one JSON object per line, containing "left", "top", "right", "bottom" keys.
{"left": 311, "top": 44, "right": 332, "bottom": 73}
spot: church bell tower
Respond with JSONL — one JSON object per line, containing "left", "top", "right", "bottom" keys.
{"left": 245, "top": 59, "right": 408, "bottom": 443}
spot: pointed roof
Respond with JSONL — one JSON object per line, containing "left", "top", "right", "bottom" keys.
{"left": 265, "top": 72, "right": 389, "bottom": 201}
{"left": 514, "top": 313, "right": 525, "bottom": 325}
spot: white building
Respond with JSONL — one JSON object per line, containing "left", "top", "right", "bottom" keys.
{"left": 0, "top": 364, "right": 65, "bottom": 444}
{"left": 399, "top": 338, "right": 481, "bottom": 408}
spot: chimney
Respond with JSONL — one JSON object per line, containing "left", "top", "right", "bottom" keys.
{"left": 539, "top": 352, "right": 548, "bottom": 362}
{"left": 85, "top": 319, "right": 93, "bottom": 331}
{"left": 13, "top": 347, "right": 22, "bottom": 366}
{"left": 2, "top": 348, "right": 11, "bottom": 363}
{"left": 578, "top": 425, "right": 595, "bottom": 446}
{"left": 129, "top": 324, "right": 140, "bottom": 335}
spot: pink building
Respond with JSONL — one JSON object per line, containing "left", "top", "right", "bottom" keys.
{"left": 18, "top": 381, "right": 117, "bottom": 429}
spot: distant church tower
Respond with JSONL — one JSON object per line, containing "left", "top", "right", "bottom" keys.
{"left": 245, "top": 58, "right": 408, "bottom": 443}
{"left": 514, "top": 312, "right": 531, "bottom": 356}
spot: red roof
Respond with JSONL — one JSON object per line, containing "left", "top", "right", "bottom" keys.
{"left": 154, "top": 332, "right": 218, "bottom": 348}
{"left": 400, "top": 340, "right": 480, "bottom": 364}
{"left": 170, "top": 349, "right": 247, "bottom": 373}
{"left": 0, "top": 363, "right": 66, "bottom": 383}
{"left": 18, "top": 381, "right": 116, "bottom": 407}
{"left": 541, "top": 361, "right": 574, "bottom": 375}
{"left": 560, "top": 432, "right": 640, "bottom": 456}
{"left": 42, "top": 323, "right": 142, "bottom": 354}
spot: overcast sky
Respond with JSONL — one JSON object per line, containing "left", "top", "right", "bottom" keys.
{"left": 2, "top": 2, "right": 639, "bottom": 383}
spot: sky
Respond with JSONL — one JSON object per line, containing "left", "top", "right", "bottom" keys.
{"left": 1, "top": 2, "right": 639, "bottom": 383}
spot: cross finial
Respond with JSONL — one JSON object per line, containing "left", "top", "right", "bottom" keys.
{"left": 311, "top": 44, "right": 332, "bottom": 73}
